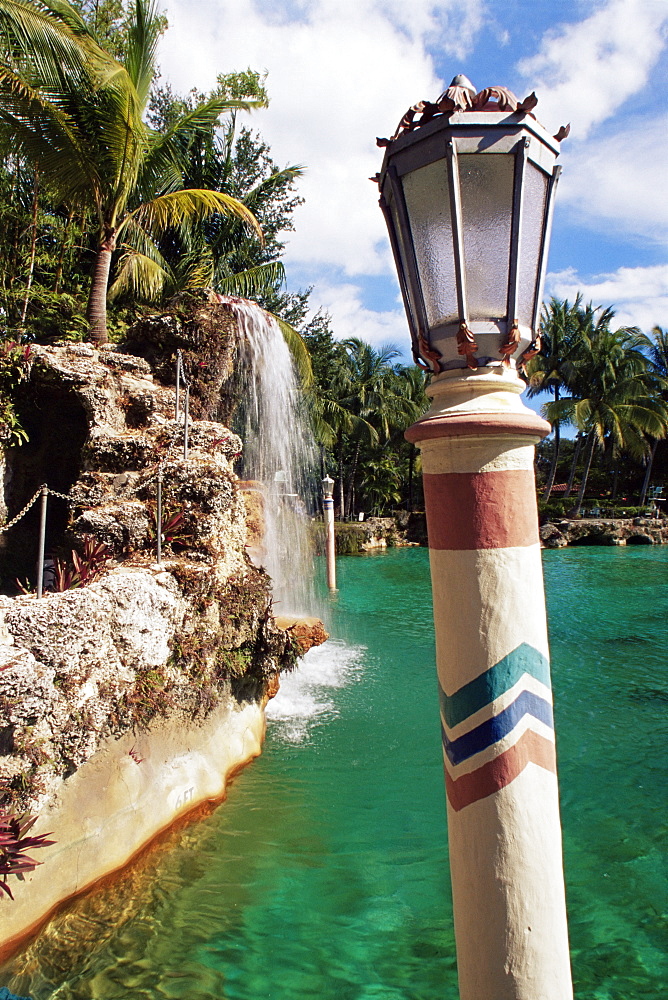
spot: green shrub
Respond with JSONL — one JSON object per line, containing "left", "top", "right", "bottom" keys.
{"left": 538, "top": 500, "right": 568, "bottom": 523}
{"left": 334, "top": 523, "right": 367, "bottom": 555}
{"left": 0, "top": 341, "right": 33, "bottom": 444}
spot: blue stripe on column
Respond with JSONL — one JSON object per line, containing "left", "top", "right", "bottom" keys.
{"left": 439, "top": 643, "right": 551, "bottom": 729}
{"left": 442, "top": 689, "right": 554, "bottom": 766}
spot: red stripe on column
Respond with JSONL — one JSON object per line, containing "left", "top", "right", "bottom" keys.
{"left": 445, "top": 730, "right": 557, "bottom": 812}
{"left": 423, "top": 469, "right": 538, "bottom": 550}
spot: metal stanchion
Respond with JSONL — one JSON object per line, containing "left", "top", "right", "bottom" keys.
{"left": 156, "top": 466, "right": 163, "bottom": 565}
{"left": 183, "top": 387, "right": 190, "bottom": 460}
{"left": 36, "top": 485, "right": 48, "bottom": 599}
{"left": 322, "top": 475, "right": 336, "bottom": 590}
{"left": 175, "top": 351, "right": 181, "bottom": 421}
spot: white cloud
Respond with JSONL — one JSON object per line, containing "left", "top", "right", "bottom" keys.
{"left": 312, "top": 279, "right": 410, "bottom": 350}
{"left": 557, "top": 113, "right": 668, "bottom": 244}
{"left": 158, "top": 0, "right": 485, "bottom": 276}
{"left": 517, "top": 0, "right": 668, "bottom": 139}
{"left": 545, "top": 264, "right": 668, "bottom": 332}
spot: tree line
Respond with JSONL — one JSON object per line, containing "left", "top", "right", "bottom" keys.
{"left": 528, "top": 299, "right": 668, "bottom": 516}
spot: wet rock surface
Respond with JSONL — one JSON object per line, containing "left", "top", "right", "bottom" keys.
{"left": 274, "top": 616, "right": 330, "bottom": 654}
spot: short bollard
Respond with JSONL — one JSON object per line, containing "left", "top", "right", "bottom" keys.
{"left": 175, "top": 350, "right": 182, "bottom": 421}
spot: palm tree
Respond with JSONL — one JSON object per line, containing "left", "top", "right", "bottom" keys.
{"left": 545, "top": 319, "right": 668, "bottom": 516}
{"left": 359, "top": 454, "right": 402, "bottom": 516}
{"left": 637, "top": 326, "right": 668, "bottom": 506}
{"left": 307, "top": 346, "right": 376, "bottom": 517}
{"left": 110, "top": 78, "right": 304, "bottom": 309}
{"left": 0, "top": 0, "right": 263, "bottom": 343}
{"left": 338, "top": 339, "right": 425, "bottom": 518}
{"left": 392, "top": 364, "right": 429, "bottom": 509}
{"left": 526, "top": 296, "right": 581, "bottom": 500}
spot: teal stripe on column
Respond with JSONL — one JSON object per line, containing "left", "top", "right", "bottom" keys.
{"left": 440, "top": 643, "right": 551, "bottom": 730}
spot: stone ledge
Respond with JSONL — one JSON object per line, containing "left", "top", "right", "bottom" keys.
{"left": 540, "top": 518, "right": 668, "bottom": 548}
{"left": 0, "top": 697, "right": 265, "bottom": 961}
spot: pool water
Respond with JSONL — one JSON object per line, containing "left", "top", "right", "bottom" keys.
{"left": 3, "top": 546, "right": 667, "bottom": 999}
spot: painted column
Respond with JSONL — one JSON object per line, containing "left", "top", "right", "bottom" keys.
{"left": 406, "top": 368, "right": 572, "bottom": 1000}
{"left": 324, "top": 491, "right": 336, "bottom": 590}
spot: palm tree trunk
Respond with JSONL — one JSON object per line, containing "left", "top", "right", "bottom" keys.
{"left": 407, "top": 444, "right": 415, "bottom": 511}
{"left": 639, "top": 439, "right": 658, "bottom": 507}
{"left": 19, "top": 171, "right": 39, "bottom": 336}
{"left": 337, "top": 432, "right": 345, "bottom": 519}
{"left": 572, "top": 433, "right": 596, "bottom": 517}
{"left": 345, "top": 440, "right": 361, "bottom": 519}
{"left": 542, "top": 387, "right": 561, "bottom": 501}
{"left": 564, "top": 433, "right": 582, "bottom": 498}
{"left": 86, "top": 231, "right": 115, "bottom": 345}
{"left": 542, "top": 427, "right": 561, "bottom": 501}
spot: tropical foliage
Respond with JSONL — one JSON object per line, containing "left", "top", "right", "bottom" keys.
{"left": 304, "top": 323, "right": 429, "bottom": 517}
{"left": 529, "top": 305, "right": 668, "bottom": 513}
{"left": 0, "top": 0, "right": 265, "bottom": 343}
{"left": 0, "top": 1, "right": 308, "bottom": 345}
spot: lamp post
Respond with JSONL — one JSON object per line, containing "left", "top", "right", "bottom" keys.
{"left": 377, "top": 76, "right": 572, "bottom": 999}
{"left": 322, "top": 474, "right": 336, "bottom": 590}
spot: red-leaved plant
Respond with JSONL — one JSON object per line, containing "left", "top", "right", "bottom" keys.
{"left": 0, "top": 810, "right": 54, "bottom": 900}
{"left": 53, "top": 535, "right": 111, "bottom": 591}
{"left": 149, "top": 506, "right": 193, "bottom": 547}
{"left": 17, "top": 535, "right": 112, "bottom": 594}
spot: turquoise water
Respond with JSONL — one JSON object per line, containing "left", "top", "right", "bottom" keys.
{"left": 3, "top": 547, "right": 667, "bottom": 999}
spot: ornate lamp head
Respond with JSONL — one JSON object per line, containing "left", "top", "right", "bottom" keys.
{"left": 376, "top": 76, "right": 568, "bottom": 374}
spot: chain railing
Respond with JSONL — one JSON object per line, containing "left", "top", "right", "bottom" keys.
{"left": 0, "top": 484, "right": 45, "bottom": 535}
{"left": 1, "top": 349, "right": 197, "bottom": 594}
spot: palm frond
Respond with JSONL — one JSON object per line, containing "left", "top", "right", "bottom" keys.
{"left": 0, "top": 68, "right": 101, "bottom": 203}
{"left": 124, "top": 0, "right": 161, "bottom": 106}
{"left": 109, "top": 246, "right": 172, "bottom": 302}
{"left": 216, "top": 261, "right": 285, "bottom": 300}
{"left": 0, "top": 0, "right": 115, "bottom": 87}
{"left": 123, "top": 188, "right": 262, "bottom": 241}
{"left": 274, "top": 315, "right": 313, "bottom": 388}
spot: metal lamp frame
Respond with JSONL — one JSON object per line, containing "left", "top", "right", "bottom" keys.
{"left": 378, "top": 105, "right": 563, "bottom": 373}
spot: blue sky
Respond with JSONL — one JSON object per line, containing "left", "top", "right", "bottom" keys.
{"left": 158, "top": 0, "right": 668, "bottom": 359}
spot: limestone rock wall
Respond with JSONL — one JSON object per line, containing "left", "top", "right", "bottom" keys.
{"left": 0, "top": 315, "right": 319, "bottom": 953}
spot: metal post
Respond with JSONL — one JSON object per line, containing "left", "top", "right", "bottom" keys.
{"left": 324, "top": 493, "right": 336, "bottom": 590}
{"left": 36, "top": 485, "right": 48, "bottom": 599}
{"left": 175, "top": 351, "right": 181, "bottom": 422}
{"left": 156, "top": 466, "right": 163, "bottom": 565}
{"left": 183, "top": 387, "right": 190, "bottom": 460}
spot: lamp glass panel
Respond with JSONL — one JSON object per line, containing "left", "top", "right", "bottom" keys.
{"left": 389, "top": 200, "right": 421, "bottom": 335}
{"left": 517, "top": 162, "right": 549, "bottom": 329}
{"left": 401, "top": 160, "right": 458, "bottom": 328}
{"left": 459, "top": 153, "right": 514, "bottom": 321}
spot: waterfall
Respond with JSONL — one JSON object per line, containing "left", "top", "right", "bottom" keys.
{"left": 219, "top": 296, "right": 318, "bottom": 615}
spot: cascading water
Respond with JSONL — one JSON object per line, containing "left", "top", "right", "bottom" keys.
{"left": 219, "top": 296, "right": 318, "bottom": 616}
